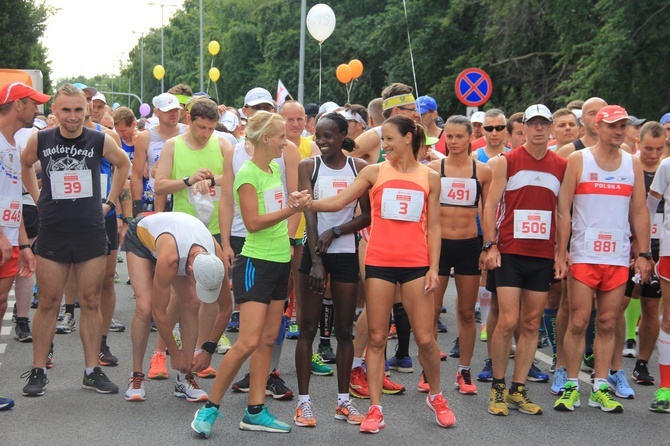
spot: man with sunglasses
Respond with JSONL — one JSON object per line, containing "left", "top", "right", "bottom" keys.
{"left": 472, "top": 109, "right": 508, "bottom": 163}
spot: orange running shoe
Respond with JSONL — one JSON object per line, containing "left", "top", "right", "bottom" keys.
{"left": 197, "top": 366, "right": 217, "bottom": 379}
{"left": 294, "top": 401, "right": 317, "bottom": 427}
{"left": 455, "top": 369, "right": 478, "bottom": 395}
{"left": 335, "top": 399, "right": 365, "bottom": 424}
{"left": 349, "top": 366, "right": 370, "bottom": 399}
{"left": 440, "top": 351, "right": 447, "bottom": 361}
{"left": 148, "top": 351, "right": 169, "bottom": 380}
{"left": 388, "top": 324, "right": 397, "bottom": 339}
{"left": 382, "top": 375, "right": 406, "bottom": 395}
{"left": 417, "top": 371, "right": 430, "bottom": 393}
{"left": 426, "top": 393, "right": 456, "bottom": 427}
{"left": 359, "top": 405, "right": 385, "bottom": 433}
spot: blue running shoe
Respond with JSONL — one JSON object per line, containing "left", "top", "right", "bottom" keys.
{"left": 437, "top": 318, "right": 447, "bottom": 333}
{"left": 191, "top": 405, "right": 223, "bottom": 438}
{"left": 528, "top": 361, "right": 549, "bottom": 383}
{"left": 388, "top": 355, "right": 413, "bottom": 373}
{"left": 449, "top": 337, "right": 460, "bottom": 358}
{"left": 239, "top": 406, "right": 291, "bottom": 433}
{"left": 0, "top": 395, "right": 15, "bottom": 410}
{"left": 551, "top": 367, "right": 568, "bottom": 395}
{"left": 607, "top": 369, "right": 635, "bottom": 399}
{"left": 227, "top": 311, "right": 240, "bottom": 333}
{"left": 477, "top": 358, "right": 493, "bottom": 382}
{"left": 286, "top": 321, "right": 299, "bottom": 340}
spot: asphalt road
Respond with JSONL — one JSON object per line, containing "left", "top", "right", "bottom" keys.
{"left": 1, "top": 261, "right": 668, "bottom": 445}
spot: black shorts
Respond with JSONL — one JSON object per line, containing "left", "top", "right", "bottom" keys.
{"left": 36, "top": 226, "right": 106, "bottom": 264}
{"left": 105, "top": 213, "right": 119, "bottom": 253}
{"left": 494, "top": 253, "right": 554, "bottom": 292}
{"left": 625, "top": 267, "right": 661, "bottom": 299}
{"left": 122, "top": 217, "right": 156, "bottom": 263}
{"left": 22, "top": 204, "right": 38, "bottom": 239}
{"left": 365, "top": 265, "right": 429, "bottom": 285}
{"left": 232, "top": 255, "right": 290, "bottom": 304}
{"left": 438, "top": 237, "right": 481, "bottom": 276}
{"left": 229, "top": 236, "right": 245, "bottom": 256}
{"left": 486, "top": 267, "right": 497, "bottom": 293}
{"left": 298, "top": 242, "right": 359, "bottom": 283}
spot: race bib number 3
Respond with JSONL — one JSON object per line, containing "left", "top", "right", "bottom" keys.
{"left": 513, "top": 210, "right": 551, "bottom": 240}
{"left": 0, "top": 198, "right": 21, "bottom": 228}
{"left": 440, "top": 178, "right": 476, "bottom": 206}
{"left": 584, "top": 228, "right": 623, "bottom": 256}
{"left": 51, "top": 170, "right": 93, "bottom": 200}
{"left": 263, "top": 187, "right": 284, "bottom": 214}
{"left": 381, "top": 188, "right": 424, "bottom": 222}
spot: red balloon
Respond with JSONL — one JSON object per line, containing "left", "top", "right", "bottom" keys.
{"left": 336, "top": 64, "right": 353, "bottom": 84}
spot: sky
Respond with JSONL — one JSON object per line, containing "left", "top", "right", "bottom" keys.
{"left": 43, "top": 0, "right": 185, "bottom": 82}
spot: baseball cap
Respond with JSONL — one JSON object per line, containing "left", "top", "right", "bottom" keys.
{"left": 0, "top": 82, "right": 51, "bottom": 106}
{"left": 426, "top": 135, "right": 439, "bottom": 146}
{"left": 244, "top": 87, "right": 273, "bottom": 107}
{"left": 470, "top": 111, "right": 485, "bottom": 124}
{"left": 193, "top": 91, "right": 211, "bottom": 99}
{"left": 627, "top": 116, "right": 646, "bottom": 126}
{"left": 596, "top": 105, "right": 629, "bottom": 123}
{"left": 71, "top": 83, "right": 97, "bottom": 97}
{"left": 305, "top": 103, "right": 319, "bottom": 117}
{"left": 92, "top": 92, "right": 107, "bottom": 104}
{"left": 660, "top": 113, "right": 670, "bottom": 125}
{"left": 319, "top": 101, "right": 340, "bottom": 115}
{"left": 573, "top": 109, "right": 583, "bottom": 126}
{"left": 152, "top": 93, "right": 182, "bottom": 112}
{"left": 219, "top": 111, "right": 239, "bottom": 132}
{"left": 416, "top": 96, "right": 437, "bottom": 113}
{"left": 523, "top": 104, "right": 553, "bottom": 123}
{"left": 33, "top": 118, "right": 47, "bottom": 130}
{"left": 193, "top": 252, "right": 225, "bottom": 304}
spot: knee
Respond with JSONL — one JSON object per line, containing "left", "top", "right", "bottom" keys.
{"left": 134, "top": 301, "right": 153, "bottom": 321}
{"left": 595, "top": 315, "right": 616, "bottom": 335}
{"left": 458, "top": 308, "right": 476, "bottom": 326}
{"left": 234, "top": 337, "right": 259, "bottom": 356}
{"left": 334, "top": 322, "right": 353, "bottom": 342}
{"left": 298, "top": 318, "right": 318, "bottom": 340}
{"left": 414, "top": 332, "right": 436, "bottom": 351}
{"left": 496, "top": 313, "right": 518, "bottom": 335}
{"left": 78, "top": 297, "right": 100, "bottom": 312}
{"left": 367, "top": 330, "right": 387, "bottom": 351}
{"left": 520, "top": 315, "right": 542, "bottom": 333}
{"left": 567, "top": 315, "right": 589, "bottom": 335}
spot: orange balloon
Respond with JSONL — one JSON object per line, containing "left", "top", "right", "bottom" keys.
{"left": 336, "top": 64, "right": 353, "bottom": 84}
{"left": 348, "top": 59, "right": 364, "bottom": 79}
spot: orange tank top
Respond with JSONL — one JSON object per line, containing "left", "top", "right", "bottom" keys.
{"left": 365, "top": 161, "right": 430, "bottom": 267}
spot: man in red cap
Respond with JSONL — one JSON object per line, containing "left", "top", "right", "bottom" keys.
{"left": 0, "top": 82, "right": 47, "bottom": 409}
{"left": 554, "top": 105, "right": 653, "bottom": 413}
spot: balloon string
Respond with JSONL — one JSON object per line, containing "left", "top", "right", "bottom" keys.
{"left": 319, "top": 42, "right": 323, "bottom": 104}
{"left": 402, "top": 0, "right": 419, "bottom": 98}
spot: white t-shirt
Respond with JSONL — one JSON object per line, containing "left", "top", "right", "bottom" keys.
{"left": 650, "top": 158, "right": 670, "bottom": 256}
{"left": 0, "top": 131, "right": 24, "bottom": 245}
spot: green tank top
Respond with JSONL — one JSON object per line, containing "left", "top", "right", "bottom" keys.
{"left": 170, "top": 134, "right": 224, "bottom": 235}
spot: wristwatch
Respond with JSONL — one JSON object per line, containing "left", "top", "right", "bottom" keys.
{"left": 639, "top": 251, "right": 653, "bottom": 260}
{"left": 183, "top": 176, "right": 191, "bottom": 187}
{"left": 481, "top": 241, "right": 496, "bottom": 252}
{"left": 102, "top": 199, "right": 116, "bottom": 210}
{"left": 332, "top": 226, "right": 342, "bottom": 238}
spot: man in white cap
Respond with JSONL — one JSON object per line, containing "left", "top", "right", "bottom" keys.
{"left": 91, "top": 93, "right": 107, "bottom": 124}
{"left": 241, "top": 87, "right": 275, "bottom": 116}
{"left": 471, "top": 111, "right": 485, "bottom": 139}
{"left": 122, "top": 211, "right": 230, "bottom": 402}
{"left": 482, "top": 104, "right": 567, "bottom": 416}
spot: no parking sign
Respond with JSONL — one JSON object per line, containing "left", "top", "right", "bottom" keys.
{"left": 454, "top": 68, "right": 492, "bottom": 107}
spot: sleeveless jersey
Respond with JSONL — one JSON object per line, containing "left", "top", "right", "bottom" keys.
{"left": 434, "top": 129, "right": 447, "bottom": 156}
{"left": 0, "top": 132, "right": 23, "bottom": 244}
{"left": 311, "top": 155, "right": 358, "bottom": 253}
{"left": 366, "top": 161, "right": 430, "bottom": 267}
{"left": 14, "top": 128, "right": 36, "bottom": 206}
{"left": 136, "top": 212, "right": 215, "bottom": 276}
{"left": 573, "top": 139, "right": 586, "bottom": 151}
{"left": 121, "top": 139, "right": 135, "bottom": 176}
{"left": 495, "top": 147, "right": 567, "bottom": 259}
{"left": 650, "top": 158, "right": 670, "bottom": 256}
{"left": 644, "top": 169, "right": 663, "bottom": 252}
{"left": 146, "top": 123, "right": 186, "bottom": 190}
{"left": 570, "top": 149, "right": 634, "bottom": 267}
{"left": 439, "top": 159, "right": 481, "bottom": 208}
{"left": 294, "top": 136, "right": 314, "bottom": 239}
{"left": 171, "top": 134, "right": 224, "bottom": 235}
{"left": 37, "top": 127, "right": 105, "bottom": 232}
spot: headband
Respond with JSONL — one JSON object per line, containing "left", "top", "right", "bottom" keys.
{"left": 338, "top": 109, "right": 367, "bottom": 128}
{"left": 174, "top": 94, "right": 191, "bottom": 105}
{"left": 382, "top": 94, "right": 416, "bottom": 111}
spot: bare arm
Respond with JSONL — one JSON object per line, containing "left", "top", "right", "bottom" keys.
{"left": 555, "top": 153, "right": 582, "bottom": 278}
{"left": 238, "top": 183, "right": 310, "bottom": 234}
{"left": 482, "top": 156, "right": 508, "bottom": 270}
{"left": 630, "top": 156, "right": 653, "bottom": 280}
{"left": 130, "top": 130, "right": 149, "bottom": 208}
{"left": 311, "top": 164, "right": 378, "bottom": 213}
{"left": 20, "top": 132, "right": 40, "bottom": 205}
{"left": 102, "top": 134, "right": 131, "bottom": 205}
{"left": 217, "top": 145, "right": 236, "bottom": 268}
{"left": 353, "top": 128, "right": 381, "bottom": 163}
{"left": 425, "top": 170, "right": 441, "bottom": 292}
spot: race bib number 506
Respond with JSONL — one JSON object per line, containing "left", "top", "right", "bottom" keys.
{"left": 513, "top": 210, "right": 551, "bottom": 240}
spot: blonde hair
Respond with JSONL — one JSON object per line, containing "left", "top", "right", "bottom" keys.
{"left": 245, "top": 111, "right": 285, "bottom": 146}
{"left": 55, "top": 84, "right": 86, "bottom": 102}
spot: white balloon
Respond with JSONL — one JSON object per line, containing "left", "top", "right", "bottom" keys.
{"left": 306, "top": 3, "right": 336, "bottom": 43}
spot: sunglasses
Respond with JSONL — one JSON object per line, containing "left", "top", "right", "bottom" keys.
{"left": 483, "top": 125, "right": 506, "bottom": 132}
{"left": 250, "top": 104, "right": 274, "bottom": 112}
{"left": 398, "top": 106, "right": 418, "bottom": 113}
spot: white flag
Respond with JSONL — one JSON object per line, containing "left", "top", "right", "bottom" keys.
{"left": 277, "top": 79, "right": 290, "bottom": 108}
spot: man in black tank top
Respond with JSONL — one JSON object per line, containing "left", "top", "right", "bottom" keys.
{"left": 556, "top": 97, "right": 607, "bottom": 158}
{"left": 20, "top": 84, "right": 130, "bottom": 397}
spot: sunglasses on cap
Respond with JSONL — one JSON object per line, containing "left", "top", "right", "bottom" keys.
{"left": 483, "top": 125, "right": 506, "bottom": 132}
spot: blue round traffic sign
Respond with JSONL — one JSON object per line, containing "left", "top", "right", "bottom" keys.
{"left": 455, "top": 68, "right": 493, "bottom": 107}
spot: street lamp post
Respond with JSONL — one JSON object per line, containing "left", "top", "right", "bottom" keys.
{"left": 148, "top": 2, "right": 177, "bottom": 92}
{"left": 199, "top": 0, "right": 203, "bottom": 92}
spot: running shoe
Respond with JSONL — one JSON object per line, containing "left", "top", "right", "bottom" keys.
{"left": 417, "top": 371, "right": 430, "bottom": 393}
{"left": 387, "top": 324, "right": 397, "bottom": 339}
{"left": 124, "top": 372, "right": 148, "bottom": 402}
{"left": 22, "top": 368, "right": 48, "bottom": 396}
{"left": 83, "top": 367, "right": 119, "bottom": 394}
{"left": 173, "top": 326, "right": 182, "bottom": 350}
{"left": 607, "top": 369, "right": 635, "bottom": 399}
{"left": 286, "top": 321, "right": 299, "bottom": 340}
{"left": 537, "top": 329, "right": 550, "bottom": 348}
{"left": 240, "top": 406, "right": 291, "bottom": 433}
{"left": 174, "top": 373, "right": 208, "bottom": 402}
{"left": 554, "top": 381, "right": 581, "bottom": 411}
{"left": 109, "top": 318, "right": 125, "bottom": 332}
{"left": 294, "top": 401, "right": 317, "bottom": 427}
{"left": 455, "top": 369, "right": 478, "bottom": 395}
{"left": 488, "top": 382, "right": 508, "bottom": 416}
{"left": 55, "top": 312, "right": 76, "bottom": 334}
{"left": 480, "top": 323, "right": 487, "bottom": 342}
{"left": 551, "top": 367, "right": 568, "bottom": 395}
{"left": 266, "top": 370, "right": 294, "bottom": 400}
{"left": 114, "top": 271, "right": 120, "bottom": 283}
{"left": 117, "top": 253, "right": 124, "bottom": 263}
{"left": 46, "top": 344, "right": 53, "bottom": 369}
{"left": 0, "top": 395, "right": 14, "bottom": 411}
{"left": 437, "top": 318, "right": 447, "bottom": 333}
{"left": 388, "top": 354, "right": 414, "bottom": 373}
{"left": 426, "top": 393, "right": 456, "bottom": 427}
{"left": 477, "top": 358, "right": 493, "bottom": 382}
{"left": 442, "top": 305, "right": 447, "bottom": 313}
{"left": 311, "top": 353, "right": 334, "bottom": 376}
{"left": 581, "top": 353, "right": 594, "bottom": 372}
{"left": 649, "top": 387, "right": 670, "bottom": 413}
{"left": 11, "top": 303, "right": 16, "bottom": 322}
{"left": 623, "top": 339, "right": 637, "bottom": 358}
{"left": 349, "top": 366, "right": 370, "bottom": 398}
{"left": 149, "top": 318, "right": 157, "bottom": 332}
{"left": 359, "top": 406, "right": 385, "bottom": 433}
{"left": 550, "top": 354, "right": 557, "bottom": 373}
{"left": 197, "top": 366, "right": 217, "bottom": 379}
{"left": 317, "top": 343, "right": 336, "bottom": 364}
{"left": 528, "top": 361, "right": 549, "bottom": 382}
{"left": 506, "top": 385, "right": 542, "bottom": 415}
{"left": 226, "top": 311, "right": 240, "bottom": 332}
{"left": 216, "top": 333, "right": 232, "bottom": 354}
{"left": 633, "top": 360, "right": 655, "bottom": 386}
{"left": 99, "top": 340, "right": 119, "bottom": 367}
{"left": 449, "top": 337, "right": 460, "bottom": 358}
{"left": 14, "top": 318, "right": 32, "bottom": 343}
{"left": 475, "top": 307, "right": 482, "bottom": 324}
{"left": 191, "top": 405, "right": 223, "bottom": 438}
{"left": 148, "top": 351, "right": 169, "bottom": 379}
{"left": 440, "top": 351, "right": 447, "bottom": 361}
{"left": 335, "top": 399, "right": 365, "bottom": 424}
{"left": 232, "top": 373, "right": 250, "bottom": 393}
{"left": 589, "top": 383, "right": 623, "bottom": 412}
{"left": 382, "top": 375, "right": 406, "bottom": 395}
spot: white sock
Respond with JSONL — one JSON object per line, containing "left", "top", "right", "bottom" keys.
{"left": 429, "top": 391, "right": 442, "bottom": 401}
{"left": 567, "top": 378, "right": 579, "bottom": 391}
{"left": 478, "top": 287, "right": 491, "bottom": 325}
{"left": 658, "top": 327, "right": 670, "bottom": 365}
{"left": 298, "top": 394, "right": 310, "bottom": 405}
{"left": 337, "top": 393, "right": 349, "bottom": 405}
{"left": 593, "top": 378, "right": 609, "bottom": 392}
{"left": 371, "top": 404, "right": 383, "bottom": 413}
{"left": 458, "top": 365, "right": 470, "bottom": 373}
{"left": 352, "top": 357, "right": 363, "bottom": 369}
{"left": 85, "top": 367, "right": 95, "bottom": 375}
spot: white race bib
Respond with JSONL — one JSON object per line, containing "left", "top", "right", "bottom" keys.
{"left": 381, "top": 188, "right": 424, "bottom": 222}
{"left": 50, "top": 170, "right": 93, "bottom": 200}
{"left": 263, "top": 187, "right": 284, "bottom": 214}
{"left": 0, "top": 197, "right": 21, "bottom": 228}
{"left": 652, "top": 213, "right": 663, "bottom": 240}
{"left": 584, "top": 228, "right": 623, "bottom": 256}
{"left": 513, "top": 210, "right": 551, "bottom": 240}
{"left": 209, "top": 186, "right": 221, "bottom": 202}
{"left": 440, "top": 177, "right": 477, "bottom": 206}
{"left": 315, "top": 177, "right": 354, "bottom": 207}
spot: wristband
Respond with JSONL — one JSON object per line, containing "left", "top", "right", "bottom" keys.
{"left": 19, "top": 244, "right": 31, "bottom": 250}
{"left": 210, "top": 177, "right": 216, "bottom": 187}
{"left": 201, "top": 341, "right": 217, "bottom": 355}
{"left": 124, "top": 216, "right": 134, "bottom": 224}
{"left": 102, "top": 199, "right": 116, "bottom": 210}
{"left": 289, "top": 238, "right": 298, "bottom": 246}
{"left": 132, "top": 200, "right": 144, "bottom": 217}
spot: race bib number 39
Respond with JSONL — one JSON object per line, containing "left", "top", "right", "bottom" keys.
{"left": 584, "top": 228, "right": 623, "bottom": 256}
{"left": 263, "top": 187, "right": 284, "bottom": 214}
{"left": 51, "top": 170, "right": 93, "bottom": 200}
{"left": 0, "top": 197, "right": 21, "bottom": 228}
{"left": 513, "top": 210, "right": 551, "bottom": 240}
{"left": 381, "top": 188, "right": 424, "bottom": 222}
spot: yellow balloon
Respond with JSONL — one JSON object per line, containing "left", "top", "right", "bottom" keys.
{"left": 208, "top": 40, "right": 220, "bottom": 56}
{"left": 209, "top": 67, "right": 221, "bottom": 82}
{"left": 153, "top": 64, "right": 165, "bottom": 80}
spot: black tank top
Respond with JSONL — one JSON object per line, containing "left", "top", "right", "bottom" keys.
{"left": 37, "top": 127, "right": 105, "bottom": 231}
{"left": 439, "top": 158, "right": 482, "bottom": 208}
{"left": 573, "top": 139, "right": 586, "bottom": 151}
